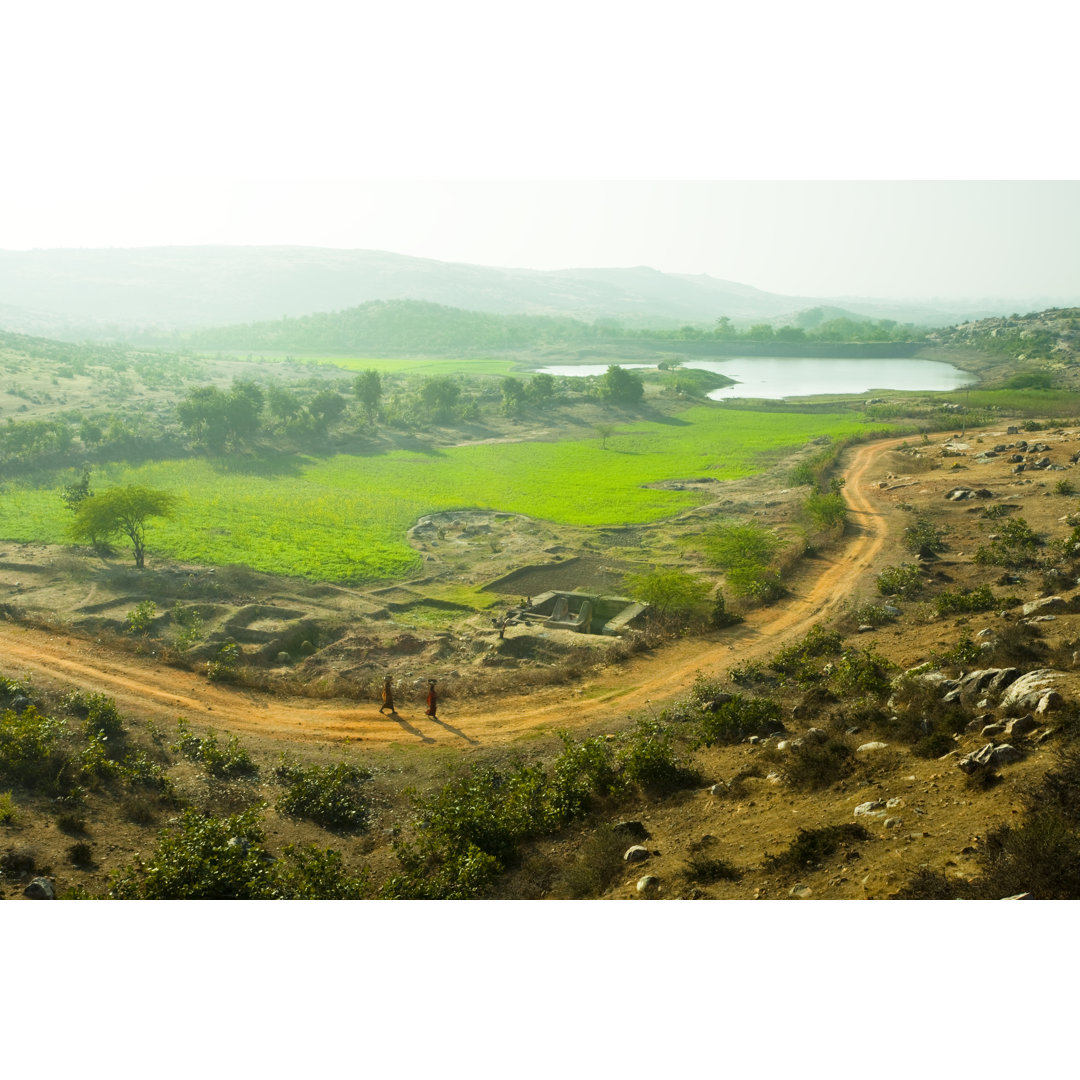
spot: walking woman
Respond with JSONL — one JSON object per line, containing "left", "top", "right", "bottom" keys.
{"left": 379, "top": 675, "right": 395, "bottom": 715}
{"left": 425, "top": 679, "right": 438, "bottom": 719}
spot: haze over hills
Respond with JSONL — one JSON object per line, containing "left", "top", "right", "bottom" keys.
{"left": 0, "top": 246, "right": 1017, "bottom": 342}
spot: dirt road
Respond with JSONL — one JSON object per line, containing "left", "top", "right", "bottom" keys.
{"left": 0, "top": 435, "right": 908, "bottom": 750}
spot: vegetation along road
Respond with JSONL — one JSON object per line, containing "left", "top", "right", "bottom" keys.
{"left": 0, "top": 434, "right": 915, "bottom": 749}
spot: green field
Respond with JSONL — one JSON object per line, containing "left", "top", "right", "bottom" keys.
{"left": 0, "top": 408, "right": 881, "bottom": 583}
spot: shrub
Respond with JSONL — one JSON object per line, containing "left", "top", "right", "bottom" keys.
{"left": 771, "top": 624, "right": 844, "bottom": 683}
{"left": 832, "top": 645, "right": 895, "bottom": 698}
{"left": 804, "top": 489, "right": 847, "bottom": 530}
{"left": 0, "top": 705, "right": 68, "bottom": 791}
{"left": 779, "top": 736, "right": 856, "bottom": 791}
{"left": 903, "top": 518, "right": 947, "bottom": 556}
{"left": 274, "top": 844, "right": 371, "bottom": 900}
{"left": 764, "top": 823, "right": 870, "bottom": 874}
{"left": 0, "top": 791, "right": 17, "bottom": 824}
{"left": 125, "top": 600, "right": 157, "bottom": 635}
{"left": 172, "top": 603, "right": 205, "bottom": 649}
{"left": 711, "top": 591, "right": 743, "bottom": 628}
{"left": 623, "top": 568, "right": 712, "bottom": 620}
{"left": 876, "top": 562, "right": 922, "bottom": 599}
{"left": 973, "top": 517, "right": 1042, "bottom": 569}
{"left": 206, "top": 641, "right": 242, "bottom": 683}
{"left": 681, "top": 855, "right": 741, "bottom": 884}
{"left": 274, "top": 758, "right": 371, "bottom": 831}
{"left": 913, "top": 731, "right": 956, "bottom": 759}
{"left": 66, "top": 692, "right": 125, "bottom": 742}
{"left": 173, "top": 720, "right": 258, "bottom": 779}
{"left": 56, "top": 812, "right": 88, "bottom": 835}
{"left": 1056, "top": 479, "right": 1076, "bottom": 496}
{"left": 847, "top": 603, "right": 897, "bottom": 627}
{"left": 695, "top": 694, "right": 785, "bottom": 747}
{"left": 67, "top": 841, "right": 93, "bottom": 866}
{"left": 934, "top": 585, "right": 998, "bottom": 616}
{"left": 559, "top": 825, "right": 629, "bottom": 899}
{"left": 547, "top": 734, "right": 622, "bottom": 821}
{"left": 616, "top": 718, "right": 698, "bottom": 794}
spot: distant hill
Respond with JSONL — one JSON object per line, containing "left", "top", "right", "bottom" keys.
{"left": 0, "top": 246, "right": 1003, "bottom": 340}
{"left": 925, "top": 307, "right": 1080, "bottom": 367}
{"left": 181, "top": 299, "right": 609, "bottom": 354}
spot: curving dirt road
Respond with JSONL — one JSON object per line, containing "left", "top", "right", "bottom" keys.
{"left": 0, "top": 435, "right": 910, "bottom": 751}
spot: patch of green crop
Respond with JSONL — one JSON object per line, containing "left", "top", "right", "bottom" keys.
{"left": 0, "top": 409, "right": 882, "bottom": 583}
{"left": 305, "top": 355, "right": 522, "bottom": 376}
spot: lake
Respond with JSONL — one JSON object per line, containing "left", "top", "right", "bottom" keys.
{"left": 536, "top": 357, "right": 977, "bottom": 400}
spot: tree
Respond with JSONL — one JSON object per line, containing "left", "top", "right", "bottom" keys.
{"left": 501, "top": 376, "right": 526, "bottom": 416}
{"left": 267, "top": 385, "right": 301, "bottom": 423}
{"left": 595, "top": 423, "right": 617, "bottom": 449}
{"left": 623, "top": 569, "right": 713, "bottom": 619}
{"left": 353, "top": 369, "right": 383, "bottom": 423}
{"left": 600, "top": 365, "right": 644, "bottom": 404}
{"left": 309, "top": 389, "right": 347, "bottom": 424}
{"left": 70, "top": 486, "right": 177, "bottom": 569}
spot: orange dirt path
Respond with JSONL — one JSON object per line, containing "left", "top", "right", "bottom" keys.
{"left": 0, "top": 434, "right": 914, "bottom": 751}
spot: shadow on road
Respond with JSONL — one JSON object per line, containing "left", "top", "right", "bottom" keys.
{"left": 388, "top": 710, "right": 436, "bottom": 744}
{"left": 425, "top": 714, "right": 479, "bottom": 745}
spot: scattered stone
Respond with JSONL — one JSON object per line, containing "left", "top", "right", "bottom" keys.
{"left": 1000, "top": 893, "right": 1033, "bottom": 900}
{"left": 999, "top": 669, "right": 1063, "bottom": 713}
{"left": 1036, "top": 691, "right": 1064, "bottom": 714}
{"left": 884, "top": 817, "right": 902, "bottom": 828}
{"left": 957, "top": 744, "right": 997, "bottom": 774}
{"left": 23, "top": 877, "right": 55, "bottom": 900}
{"left": 623, "top": 845, "right": 650, "bottom": 864}
{"left": 885, "top": 797, "right": 905, "bottom": 809}
{"left": 790, "top": 884, "right": 812, "bottom": 898}
{"left": 636, "top": 875, "right": 660, "bottom": 894}
{"left": 854, "top": 800, "right": 886, "bottom": 817}
{"left": 856, "top": 741, "right": 889, "bottom": 753}
{"left": 980, "top": 722, "right": 1007, "bottom": 737}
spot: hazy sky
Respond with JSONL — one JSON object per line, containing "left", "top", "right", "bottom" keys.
{"left": 3, "top": 3, "right": 1078, "bottom": 303}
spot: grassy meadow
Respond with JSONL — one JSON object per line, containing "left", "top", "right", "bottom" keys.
{"left": 0, "top": 407, "right": 881, "bottom": 583}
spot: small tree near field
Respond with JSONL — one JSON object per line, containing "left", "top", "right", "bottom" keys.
{"left": 70, "top": 486, "right": 178, "bottom": 569}
{"left": 624, "top": 569, "right": 712, "bottom": 620}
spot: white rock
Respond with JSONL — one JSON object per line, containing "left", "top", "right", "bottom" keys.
{"left": 854, "top": 800, "right": 886, "bottom": 816}
{"left": 623, "top": 845, "right": 650, "bottom": 863}
{"left": 636, "top": 875, "right": 660, "bottom": 893}
{"left": 856, "top": 741, "right": 889, "bottom": 753}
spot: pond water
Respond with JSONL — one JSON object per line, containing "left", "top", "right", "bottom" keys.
{"left": 535, "top": 357, "right": 976, "bottom": 401}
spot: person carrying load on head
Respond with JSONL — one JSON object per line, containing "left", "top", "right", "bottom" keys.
{"left": 379, "top": 675, "right": 395, "bottom": 715}
{"left": 425, "top": 679, "right": 438, "bottom": 718}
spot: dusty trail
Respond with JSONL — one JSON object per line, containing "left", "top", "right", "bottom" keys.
{"left": 0, "top": 434, "right": 910, "bottom": 751}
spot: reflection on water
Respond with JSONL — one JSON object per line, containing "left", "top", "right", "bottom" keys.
{"left": 535, "top": 357, "right": 976, "bottom": 400}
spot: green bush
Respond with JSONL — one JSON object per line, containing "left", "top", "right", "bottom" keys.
{"left": 109, "top": 807, "right": 372, "bottom": 899}
{"left": 66, "top": 692, "right": 125, "bottom": 742}
{"left": 173, "top": 720, "right": 258, "bottom": 779}
{"left": 616, "top": 718, "right": 697, "bottom": 794}
{"left": 876, "top": 562, "right": 922, "bottom": 599}
{"left": 934, "top": 585, "right": 998, "bottom": 616}
{"left": 547, "top": 734, "right": 622, "bottom": 821}
{"left": 0, "top": 705, "right": 68, "bottom": 791}
{"left": 771, "top": 624, "right": 844, "bottom": 683}
{"left": 206, "top": 642, "right": 242, "bottom": 683}
{"left": 125, "top": 600, "right": 157, "bottom": 635}
{"left": 0, "top": 791, "right": 16, "bottom": 824}
{"left": 804, "top": 489, "right": 847, "bottom": 530}
{"left": 694, "top": 694, "right": 785, "bottom": 747}
{"left": 903, "top": 518, "right": 947, "bottom": 556}
{"left": 973, "top": 517, "right": 1043, "bottom": 569}
{"left": 274, "top": 758, "right": 371, "bottom": 831}
{"left": 172, "top": 603, "right": 205, "bottom": 649}
{"left": 832, "top": 645, "right": 895, "bottom": 698}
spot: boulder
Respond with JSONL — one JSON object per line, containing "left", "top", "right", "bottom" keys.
{"left": 1004, "top": 714, "right": 1037, "bottom": 738}
{"left": 980, "top": 723, "right": 1007, "bottom": 737}
{"left": 623, "top": 845, "right": 650, "bottom": 864}
{"left": 991, "top": 744, "right": 1024, "bottom": 766}
{"left": 23, "top": 877, "right": 55, "bottom": 900}
{"left": 999, "top": 670, "right": 1063, "bottom": 713}
{"left": 856, "top": 741, "right": 889, "bottom": 753}
{"left": 854, "top": 800, "right": 886, "bottom": 817}
{"left": 1021, "top": 596, "right": 1066, "bottom": 617}
{"left": 957, "top": 743, "right": 998, "bottom": 773}
{"left": 636, "top": 875, "right": 660, "bottom": 894}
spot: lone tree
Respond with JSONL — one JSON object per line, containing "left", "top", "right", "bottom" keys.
{"left": 600, "top": 365, "right": 644, "bottom": 404}
{"left": 353, "top": 369, "right": 383, "bottom": 424}
{"left": 623, "top": 569, "right": 712, "bottom": 620}
{"left": 70, "top": 485, "right": 178, "bottom": 569}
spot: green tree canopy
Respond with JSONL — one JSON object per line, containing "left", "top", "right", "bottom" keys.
{"left": 70, "top": 485, "right": 178, "bottom": 568}
{"left": 623, "top": 569, "right": 713, "bottom": 618}
{"left": 600, "top": 365, "right": 644, "bottom": 404}
{"left": 353, "top": 369, "right": 383, "bottom": 423}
